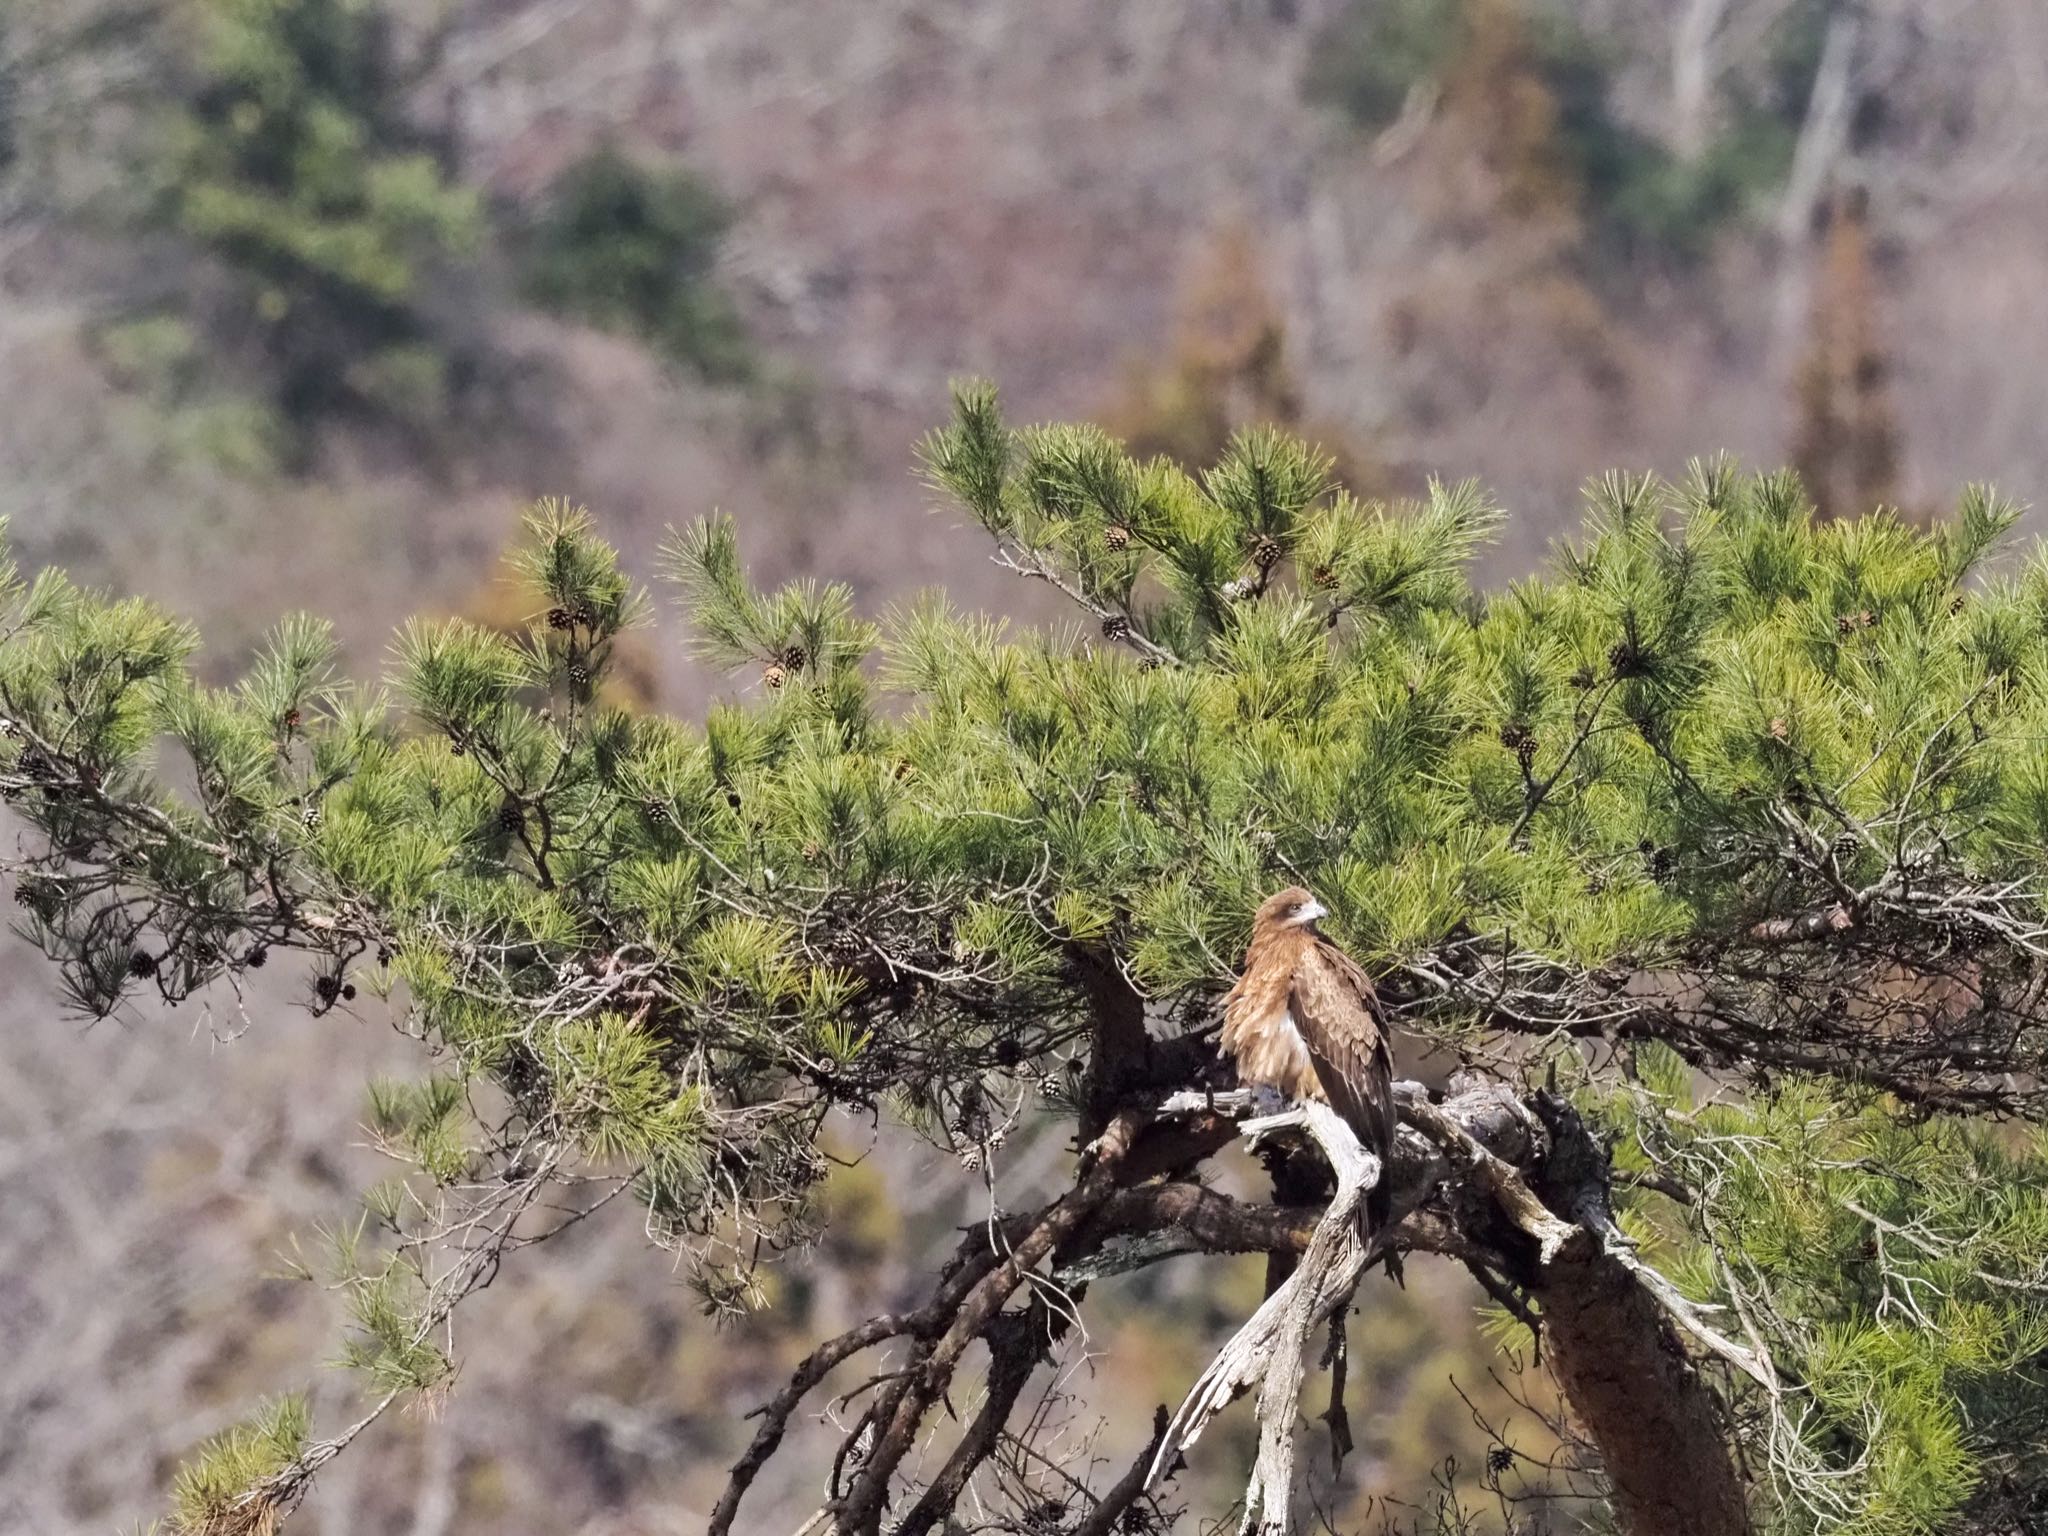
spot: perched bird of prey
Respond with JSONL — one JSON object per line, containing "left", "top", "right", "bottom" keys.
{"left": 1219, "top": 886, "right": 1395, "bottom": 1232}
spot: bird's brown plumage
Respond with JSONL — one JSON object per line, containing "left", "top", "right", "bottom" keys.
{"left": 1219, "top": 886, "right": 1395, "bottom": 1231}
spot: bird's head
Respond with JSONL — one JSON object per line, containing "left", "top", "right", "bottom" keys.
{"left": 1254, "top": 886, "right": 1328, "bottom": 935}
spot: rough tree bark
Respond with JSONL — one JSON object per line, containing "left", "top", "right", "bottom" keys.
{"left": 1530, "top": 1092, "right": 1755, "bottom": 1536}
{"left": 1540, "top": 1236, "right": 1754, "bottom": 1536}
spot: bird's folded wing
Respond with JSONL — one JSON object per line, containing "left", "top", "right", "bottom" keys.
{"left": 1290, "top": 946, "right": 1396, "bottom": 1169}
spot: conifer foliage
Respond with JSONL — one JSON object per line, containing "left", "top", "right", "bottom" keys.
{"left": 8, "top": 392, "right": 2048, "bottom": 1533}
{"left": 163, "top": 0, "right": 481, "bottom": 421}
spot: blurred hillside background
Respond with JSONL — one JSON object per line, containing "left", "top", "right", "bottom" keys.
{"left": 2, "top": 1, "right": 2044, "bottom": 1531}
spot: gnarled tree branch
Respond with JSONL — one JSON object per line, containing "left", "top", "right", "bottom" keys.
{"left": 716, "top": 1080, "right": 1760, "bottom": 1536}
{"left": 1146, "top": 1099, "right": 1378, "bottom": 1536}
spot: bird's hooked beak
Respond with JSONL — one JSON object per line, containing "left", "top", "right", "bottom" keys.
{"left": 1287, "top": 898, "right": 1328, "bottom": 928}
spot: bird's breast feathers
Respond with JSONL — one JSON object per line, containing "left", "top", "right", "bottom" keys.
{"left": 1221, "top": 932, "right": 1376, "bottom": 1106}
{"left": 1220, "top": 985, "right": 1326, "bottom": 1103}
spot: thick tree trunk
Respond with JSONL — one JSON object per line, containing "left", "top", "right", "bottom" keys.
{"left": 1073, "top": 944, "right": 1154, "bottom": 1139}
{"left": 1537, "top": 1235, "right": 1753, "bottom": 1536}
{"left": 1527, "top": 1091, "right": 1755, "bottom": 1536}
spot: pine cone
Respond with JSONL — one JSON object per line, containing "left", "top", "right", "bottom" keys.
{"left": 244, "top": 945, "right": 268, "bottom": 968}
{"left": 763, "top": 662, "right": 788, "bottom": 689}
{"left": 301, "top": 802, "right": 323, "bottom": 829}
{"left": 341, "top": 982, "right": 357, "bottom": 1002}
{"left": 1310, "top": 564, "right": 1338, "bottom": 590}
{"left": 282, "top": 707, "right": 303, "bottom": 731}
{"left": 1104, "top": 523, "right": 1131, "bottom": 552}
{"left": 1486, "top": 1445, "right": 1515, "bottom": 1476}
{"left": 644, "top": 799, "right": 670, "bottom": 825}
{"left": 127, "top": 949, "right": 157, "bottom": 978}
{"left": 781, "top": 643, "right": 808, "bottom": 671}
{"left": 571, "top": 604, "right": 596, "bottom": 628}
{"left": 498, "top": 800, "right": 524, "bottom": 831}
{"left": 1608, "top": 639, "right": 1646, "bottom": 678}
{"left": 1950, "top": 593, "right": 1968, "bottom": 616}
{"left": 1498, "top": 722, "right": 1534, "bottom": 752}
{"left": 547, "top": 607, "right": 573, "bottom": 631}
{"left": 315, "top": 973, "right": 340, "bottom": 1003}
{"left": 1249, "top": 533, "right": 1283, "bottom": 571}
{"left": 1100, "top": 615, "right": 1131, "bottom": 642}
{"left": 567, "top": 661, "right": 592, "bottom": 688}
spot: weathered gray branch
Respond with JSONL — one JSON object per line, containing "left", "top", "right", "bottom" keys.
{"left": 1145, "top": 1098, "right": 1376, "bottom": 1536}
{"left": 1135, "top": 1083, "right": 1760, "bottom": 1536}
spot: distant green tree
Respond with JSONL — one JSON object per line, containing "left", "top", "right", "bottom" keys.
{"left": 161, "top": 0, "right": 480, "bottom": 422}
{"left": 521, "top": 142, "right": 751, "bottom": 382}
{"left": 11, "top": 394, "right": 2048, "bottom": 1535}
{"left": 1307, "top": 0, "right": 1827, "bottom": 266}
{"left": 1302, "top": 0, "right": 1463, "bottom": 134}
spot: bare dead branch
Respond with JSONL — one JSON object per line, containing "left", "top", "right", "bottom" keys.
{"left": 1147, "top": 1100, "right": 1379, "bottom": 1534}
{"left": 892, "top": 1303, "right": 1059, "bottom": 1536}
{"left": 1071, "top": 1405, "right": 1172, "bottom": 1536}
{"left": 830, "top": 1110, "right": 1146, "bottom": 1534}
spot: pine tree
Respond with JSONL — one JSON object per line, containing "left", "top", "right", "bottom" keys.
{"left": 8, "top": 393, "right": 2048, "bottom": 1535}
{"left": 162, "top": 0, "right": 481, "bottom": 422}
